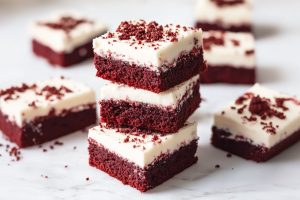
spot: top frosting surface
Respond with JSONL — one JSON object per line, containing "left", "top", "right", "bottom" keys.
{"left": 203, "top": 31, "right": 255, "bottom": 67}
{"left": 30, "top": 11, "right": 107, "bottom": 52}
{"left": 0, "top": 77, "right": 96, "bottom": 127}
{"left": 195, "top": 0, "right": 252, "bottom": 26}
{"left": 214, "top": 84, "right": 300, "bottom": 148}
{"left": 93, "top": 20, "right": 203, "bottom": 71}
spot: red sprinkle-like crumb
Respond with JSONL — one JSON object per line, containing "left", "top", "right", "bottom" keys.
{"left": 249, "top": 95, "right": 286, "bottom": 120}
{"left": 9, "top": 146, "right": 22, "bottom": 161}
{"left": 245, "top": 49, "right": 255, "bottom": 55}
{"left": 0, "top": 84, "right": 37, "bottom": 101}
{"left": 39, "top": 16, "right": 92, "bottom": 33}
{"left": 211, "top": 0, "right": 245, "bottom": 7}
{"left": 86, "top": 177, "right": 90, "bottom": 181}
{"left": 40, "top": 85, "right": 73, "bottom": 100}
{"left": 114, "top": 20, "right": 185, "bottom": 44}
{"left": 231, "top": 39, "right": 240, "bottom": 46}
{"left": 275, "top": 97, "right": 300, "bottom": 111}
{"left": 215, "top": 164, "right": 220, "bottom": 169}
{"left": 235, "top": 92, "right": 254, "bottom": 105}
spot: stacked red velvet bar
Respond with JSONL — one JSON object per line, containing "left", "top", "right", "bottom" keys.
{"left": 88, "top": 20, "right": 205, "bottom": 192}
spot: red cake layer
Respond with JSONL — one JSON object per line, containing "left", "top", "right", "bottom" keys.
{"left": 88, "top": 138, "right": 198, "bottom": 192}
{"left": 100, "top": 84, "right": 200, "bottom": 133}
{"left": 94, "top": 48, "right": 205, "bottom": 93}
{"left": 200, "top": 65, "right": 255, "bottom": 84}
{"left": 211, "top": 126, "right": 300, "bottom": 162}
{"left": 0, "top": 104, "right": 96, "bottom": 148}
{"left": 195, "top": 22, "right": 252, "bottom": 32}
{"left": 32, "top": 39, "right": 94, "bottom": 67}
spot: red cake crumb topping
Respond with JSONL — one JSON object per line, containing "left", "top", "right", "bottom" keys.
{"left": 215, "top": 164, "right": 220, "bottom": 168}
{"left": 226, "top": 153, "right": 232, "bottom": 158}
{"left": 9, "top": 146, "right": 22, "bottom": 161}
{"left": 203, "top": 35, "right": 225, "bottom": 50}
{"left": 116, "top": 20, "right": 164, "bottom": 42}
{"left": 235, "top": 92, "right": 253, "bottom": 105}
{"left": 261, "top": 121, "right": 276, "bottom": 134}
{"left": 40, "top": 85, "right": 73, "bottom": 100}
{"left": 112, "top": 20, "right": 193, "bottom": 44}
{"left": 231, "top": 39, "right": 240, "bottom": 46}
{"left": 248, "top": 96, "right": 286, "bottom": 120}
{"left": 211, "top": 0, "right": 245, "bottom": 7}
{"left": 0, "top": 84, "right": 37, "bottom": 101}
{"left": 39, "top": 16, "right": 91, "bottom": 33}
{"left": 245, "top": 49, "right": 255, "bottom": 55}
{"left": 275, "top": 98, "right": 300, "bottom": 111}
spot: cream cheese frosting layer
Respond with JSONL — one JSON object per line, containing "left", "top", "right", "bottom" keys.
{"left": 30, "top": 11, "right": 107, "bottom": 53}
{"left": 214, "top": 84, "right": 300, "bottom": 148}
{"left": 93, "top": 20, "right": 203, "bottom": 72}
{"left": 100, "top": 75, "right": 200, "bottom": 109}
{"left": 204, "top": 31, "right": 255, "bottom": 68}
{"left": 0, "top": 78, "right": 96, "bottom": 127}
{"left": 195, "top": 0, "right": 252, "bottom": 26}
{"left": 88, "top": 122, "right": 198, "bottom": 168}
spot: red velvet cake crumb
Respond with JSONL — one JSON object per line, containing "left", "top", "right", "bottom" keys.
{"left": 94, "top": 47, "right": 204, "bottom": 93}
{"left": 100, "top": 84, "right": 200, "bottom": 133}
{"left": 200, "top": 65, "right": 255, "bottom": 84}
{"left": 32, "top": 40, "right": 95, "bottom": 67}
{"left": 88, "top": 139, "right": 198, "bottom": 192}
{"left": 211, "top": 126, "right": 300, "bottom": 162}
{"left": 195, "top": 22, "right": 252, "bottom": 32}
{"left": 0, "top": 104, "right": 96, "bottom": 148}
{"left": 211, "top": 0, "right": 245, "bottom": 7}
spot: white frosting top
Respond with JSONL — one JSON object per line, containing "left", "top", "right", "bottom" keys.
{"left": 93, "top": 20, "right": 203, "bottom": 72}
{"left": 195, "top": 0, "right": 252, "bottom": 26}
{"left": 214, "top": 84, "right": 300, "bottom": 148}
{"left": 204, "top": 31, "right": 255, "bottom": 68}
{"left": 30, "top": 11, "right": 107, "bottom": 53}
{"left": 88, "top": 122, "right": 198, "bottom": 168}
{"left": 0, "top": 78, "right": 96, "bottom": 127}
{"left": 100, "top": 75, "right": 200, "bottom": 109}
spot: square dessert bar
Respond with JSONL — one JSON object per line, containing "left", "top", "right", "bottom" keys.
{"left": 31, "top": 11, "right": 107, "bottom": 67}
{"left": 0, "top": 77, "right": 96, "bottom": 147}
{"left": 201, "top": 31, "right": 255, "bottom": 84}
{"left": 195, "top": 0, "right": 252, "bottom": 32}
{"left": 212, "top": 84, "right": 300, "bottom": 162}
{"left": 93, "top": 20, "right": 205, "bottom": 93}
{"left": 100, "top": 75, "right": 201, "bottom": 133}
{"left": 88, "top": 122, "right": 198, "bottom": 192}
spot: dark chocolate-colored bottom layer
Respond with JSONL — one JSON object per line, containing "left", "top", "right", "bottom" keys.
{"left": 200, "top": 65, "right": 255, "bottom": 84}
{"left": 88, "top": 138, "right": 198, "bottom": 192}
{"left": 211, "top": 126, "right": 300, "bottom": 162}
{"left": 100, "top": 84, "right": 200, "bottom": 133}
{"left": 195, "top": 22, "right": 252, "bottom": 32}
{"left": 32, "top": 39, "right": 94, "bottom": 67}
{"left": 0, "top": 104, "right": 96, "bottom": 148}
{"left": 94, "top": 48, "right": 205, "bottom": 93}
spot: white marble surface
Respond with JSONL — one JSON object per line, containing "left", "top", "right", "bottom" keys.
{"left": 1, "top": 0, "right": 300, "bottom": 199}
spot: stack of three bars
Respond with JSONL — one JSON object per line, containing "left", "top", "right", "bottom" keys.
{"left": 88, "top": 20, "right": 206, "bottom": 192}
